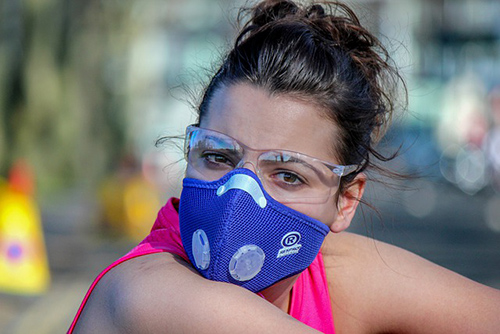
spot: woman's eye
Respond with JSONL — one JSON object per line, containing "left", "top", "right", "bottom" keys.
{"left": 203, "top": 153, "right": 234, "bottom": 167}
{"left": 275, "top": 171, "right": 305, "bottom": 186}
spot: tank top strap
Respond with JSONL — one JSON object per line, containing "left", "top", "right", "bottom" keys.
{"left": 289, "top": 251, "right": 335, "bottom": 334}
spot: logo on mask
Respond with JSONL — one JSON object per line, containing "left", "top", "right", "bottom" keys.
{"left": 277, "top": 231, "right": 302, "bottom": 258}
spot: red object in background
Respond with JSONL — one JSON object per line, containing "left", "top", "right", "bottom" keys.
{"left": 8, "top": 160, "right": 35, "bottom": 196}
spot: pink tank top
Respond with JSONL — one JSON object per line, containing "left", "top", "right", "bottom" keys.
{"left": 68, "top": 198, "right": 335, "bottom": 334}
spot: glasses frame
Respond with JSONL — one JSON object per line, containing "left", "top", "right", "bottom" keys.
{"left": 184, "top": 125, "right": 358, "bottom": 180}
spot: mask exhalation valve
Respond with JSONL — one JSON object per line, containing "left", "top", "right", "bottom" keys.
{"left": 192, "top": 229, "right": 210, "bottom": 270}
{"left": 228, "top": 244, "right": 265, "bottom": 281}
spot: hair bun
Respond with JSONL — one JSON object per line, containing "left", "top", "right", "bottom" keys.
{"left": 251, "top": 0, "right": 298, "bottom": 27}
{"left": 306, "top": 4, "right": 325, "bottom": 18}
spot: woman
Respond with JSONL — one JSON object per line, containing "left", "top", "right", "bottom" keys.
{"left": 69, "top": 1, "right": 500, "bottom": 333}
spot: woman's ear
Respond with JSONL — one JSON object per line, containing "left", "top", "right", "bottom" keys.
{"left": 330, "top": 173, "right": 366, "bottom": 233}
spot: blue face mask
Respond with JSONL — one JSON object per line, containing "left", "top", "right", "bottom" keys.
{"left": 179, "top": 169, "right": 330, "bottom": 293}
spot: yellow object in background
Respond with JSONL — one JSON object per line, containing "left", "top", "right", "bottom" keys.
{"left": 0, "top": 188, "right": 50, "bottom": 295}
{"left": 99, "top": 154, "right": 163, "bottom": 242}
{"left": 123, "top": 175, "right": 161, "bottom": 241}
{"left": 100, "top": 172, "right": 161, "bottom": 242}
{"left": 0, "top": 161, "right": 50, "bottom": 295}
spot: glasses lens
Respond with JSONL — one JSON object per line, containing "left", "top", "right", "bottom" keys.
{"left": 186, "top": 128, "right": 243, "bottom": 180}
{"left": 258, "top": 151, "right": 340, "bottom": 203}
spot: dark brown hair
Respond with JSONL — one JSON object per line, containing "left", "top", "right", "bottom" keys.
{"left": 196, "top": 0, "right": 406, "bottom": 193}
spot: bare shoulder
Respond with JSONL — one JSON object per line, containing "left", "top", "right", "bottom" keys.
{"left": 322, "top": 232, "right": 500, "bottom": 334}
{"left": 72, "top": 253, "right": 196, "bottom": 333}
{"left": 73, "top": 252, "right": 322, "bottom": 334}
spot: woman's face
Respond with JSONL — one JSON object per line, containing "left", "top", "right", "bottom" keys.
{"left": 186, "top": 82, "right": 348, "bottom": 228}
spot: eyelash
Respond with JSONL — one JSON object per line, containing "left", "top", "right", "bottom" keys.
{"left": 202, "top": 152, "right": 236, "bottom": 167}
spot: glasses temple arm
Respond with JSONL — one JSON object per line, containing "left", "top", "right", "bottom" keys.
{"left": 341, "top": 165, "right": 358, "bottom": 176}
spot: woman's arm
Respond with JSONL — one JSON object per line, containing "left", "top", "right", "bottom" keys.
{"left": 324, "top": 232, "right": 500, "bottom": 334}
{"left": 72, "top": 252, "right": 321, "bottom": 334}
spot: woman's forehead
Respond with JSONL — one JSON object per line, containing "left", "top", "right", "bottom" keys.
{"left": 201, "top": 83, "right": 342, "bottom": 163}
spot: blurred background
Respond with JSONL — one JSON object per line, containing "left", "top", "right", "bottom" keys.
{"left": 0, "top": 0, "right": 499, "bottom": 332}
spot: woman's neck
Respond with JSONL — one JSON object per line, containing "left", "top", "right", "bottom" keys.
{"left": 259, "top": 275, "right": 300, "bottom": 313}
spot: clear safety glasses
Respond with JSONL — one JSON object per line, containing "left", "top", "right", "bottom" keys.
{"left": 184, "top": 125, "right": 358, "bottom": 204}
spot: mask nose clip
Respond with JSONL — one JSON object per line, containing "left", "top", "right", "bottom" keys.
{"left": 217, "top": 172, "right": 267, "bottom": 208}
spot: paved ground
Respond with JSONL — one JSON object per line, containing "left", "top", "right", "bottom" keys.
{"left": 1, "top": 179, "right": 499, "bottom": 333}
